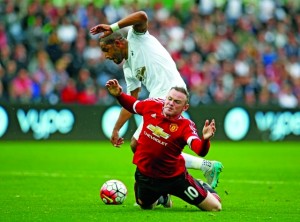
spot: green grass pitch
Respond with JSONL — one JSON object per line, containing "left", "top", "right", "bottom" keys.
{"left": 0, "top": 140, "right": 299, "bottom": 222}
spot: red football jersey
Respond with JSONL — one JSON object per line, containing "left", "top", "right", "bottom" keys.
{"left": 132, "top": 97, "right": 207, "bottom": 179}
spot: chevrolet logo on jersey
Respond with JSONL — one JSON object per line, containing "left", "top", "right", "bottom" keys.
{"left": 147, "top": 124, "right": 170, "bottom": 139}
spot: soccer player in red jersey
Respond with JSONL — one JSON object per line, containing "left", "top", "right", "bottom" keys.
{"left": 106, "top": 79, "right": 221, "bottom": 211}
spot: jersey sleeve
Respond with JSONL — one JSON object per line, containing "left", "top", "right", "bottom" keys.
{"left": 189, "top": 137, "right": 210, "bottom": 156}
{"left": 116, "top": 93, "right": 138, "bottom": 113}
{"left": 185, "top": 121, "right": 210, "bottom": 156}
{"left": 117, "top": 93, "right": 159, "bottom": 115}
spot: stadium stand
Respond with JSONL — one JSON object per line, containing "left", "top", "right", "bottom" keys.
{"left": 0, "top": 0, "right": 299, "bottom": 108}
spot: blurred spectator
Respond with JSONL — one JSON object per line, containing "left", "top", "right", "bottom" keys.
{"left": 286, "top": 55, "right": 300, "bottom": 80}
{"left": 96, "top": 86, "right": 114, "bottom": 105}
{"left": 28, "top": 49, "right": 57, "bottom": 103}
{"left": 57, "top": 17, "right": 77, "bottom": 44}
{"left": 60, "top": 78, "right": 77, "bottom": 103}
{"left": 284, "top": 32, "right": 299, "bottom": 58}
{"left": 46, "top": 32, "right": 62, "bottom": 64}
{"left": 67, "top": 32, "right": 86, "bottom": 78}
{"left": 76, "top": 68, "right": 97, "bottom": 104}
{"left": 261, "top": 44, "right": 278, "bottom": 66}
{"left": 1, "top": 60, "right": 17, "bottom": 101}
{"left": 25, "top": 14, "right": 44, "bottom": 51}
{"left": 102, "top": 0, "right": 120, "bottom": 24}
{"left": 12, "top": 43, "right": 28, "bottom": 69}
{"left": 83, "top": 38, "right": 102, "bottom": 65}
{"left": 234, "top": 49, "right": 252, "bottom": 96}
{"left": 258, "top": 0, "right": 276, "bottom": 23}
{"left": 77, "top": 84, "right": 97, "bottom": 105}
{"left": 9, "top": 68, "right": 33, "bottom": 103}
{"left": 224, "top": 0, "right": 244, "bottom": 25}
{"left": 0, "top": 45, "right": 12, "bottom": 72}
{"left": 28, "top": 50, "right": 54, "bottom": 86}
{"left": 196, "top": 0, "right": 215, "bottom": 16}
{"left": 278, "top": 83, "right": 298, "bottom": 108}
{"left": 0, "top": 22, "right": 8, "bottom": 49}
{"left": 52, "top": 56, "right": 70, "bottom": 94}
{"left": 219, "top": 60, "right": 235, "bottom": 102}
{"left": 258, "top": 86, "right": 271, "bottom": 105}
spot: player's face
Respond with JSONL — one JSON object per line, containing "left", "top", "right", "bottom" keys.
{"left": 100, "top": 42, "right": 124, "bottom": 64}
{"left": 163, "top": 89, "right": 189, "bottom": 118}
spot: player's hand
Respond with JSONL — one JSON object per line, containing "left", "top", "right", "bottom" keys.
{"left": 110, "top": 129, "right": 124, "bottom": 148}
{"left": 202, "top": 119, "right": 216, "bottom": 140}
{"left": 90, "top": 24, "right": 113, "bottom": 38}
{"left": 106, "top": 79, "right": 122, "bottom": 96}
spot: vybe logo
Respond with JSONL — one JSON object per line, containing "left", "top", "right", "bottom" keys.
{"left": 0, "top": 106, "right": 9, "bottom": 138}
{"left": 255, "top": 111, "right": 300, "bottom": 141}
{"left": 17, "top": 108, "right": 75, "bottom": 139}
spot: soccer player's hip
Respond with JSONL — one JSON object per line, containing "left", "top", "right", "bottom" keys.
{"left": 135, "top": 168, "right": 208, "bottom": 205}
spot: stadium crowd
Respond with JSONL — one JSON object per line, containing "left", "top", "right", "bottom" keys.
{"left": 0, "top": 0, "right": 300, "bottom": 108}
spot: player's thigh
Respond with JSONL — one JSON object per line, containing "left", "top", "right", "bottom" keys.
{"left": 134, "top": 169, "right": 161, "bottom": 206}
{"left": 134, "top": 182, "right": 161, "bottom": 206}
{"left": 170, "top": 173, "right": 208, "bottom": 206}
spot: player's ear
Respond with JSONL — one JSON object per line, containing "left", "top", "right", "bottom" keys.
{"left": 183, "top": 104, "right": 189, "bottom": 112}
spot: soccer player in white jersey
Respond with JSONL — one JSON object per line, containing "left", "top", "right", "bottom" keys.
{"left": 90, "top": 11, "right": 223, "bottom": 188}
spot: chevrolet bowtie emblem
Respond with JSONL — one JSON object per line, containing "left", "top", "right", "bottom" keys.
{"left": 147, "top": 124, "right": 170, "bottom": 139}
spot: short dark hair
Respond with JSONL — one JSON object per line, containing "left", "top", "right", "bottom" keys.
{"left": 99, "top": 31, "right": 125, "bottom": 45}
{"left": 170, "top": 86, "right": 190, "bottom": 103}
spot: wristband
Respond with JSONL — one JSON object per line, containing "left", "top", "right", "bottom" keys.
{"left": 110, "top": 22, "right": 120, "bottom": 32}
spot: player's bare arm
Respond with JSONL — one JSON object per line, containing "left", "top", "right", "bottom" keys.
{"left": 105, "top": 80, "right": 140, "bottom": 148}
{"left": 130, "top": 11, "right": 148, "bottom": 33}
{"left": 105, "top": 79, "right": 124, "bottom": 147}
{"left": 90, "top": 11, "right": 148, "bottom": 38}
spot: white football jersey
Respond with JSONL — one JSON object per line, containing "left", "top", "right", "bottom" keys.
{"left": 123, "top": 28, "right": 186, "bottom": 99}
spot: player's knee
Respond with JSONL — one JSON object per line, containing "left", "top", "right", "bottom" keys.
{"left": 211, "top": 193, "right": 222, "bottom": 211}
{"left": 198, "top": 192, "right": 222, "bottom": 211}
{"left": 198, "top": 201, "right": 222, "bottom": 212}
{"left": 210, "top": 201, "right": 222, "bottom": 211}
{"left": 130, "top": 137, "right": 137, "bottom": 153}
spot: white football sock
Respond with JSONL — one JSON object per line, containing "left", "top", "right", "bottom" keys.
{"left": 181, "top": 153, "right": 212, "bottom": 172}
{"left": 181, "top": 153, "right": 204, "bottom": 170}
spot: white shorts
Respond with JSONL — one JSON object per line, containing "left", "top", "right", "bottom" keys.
{"left": 133, "top": 119, "right": 143, "bottom": 140}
